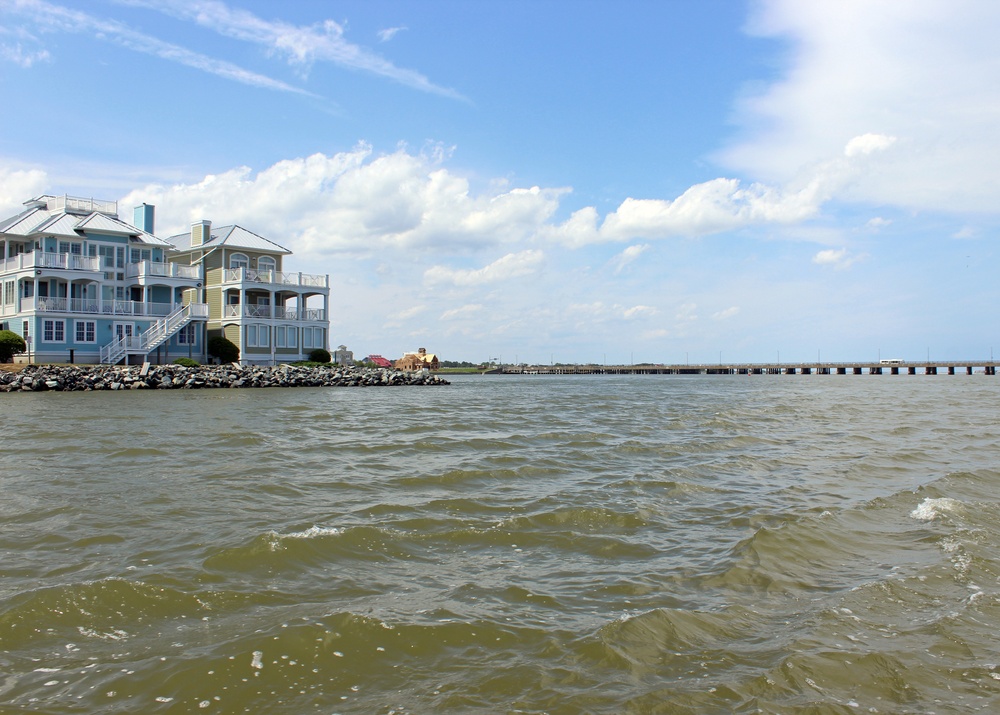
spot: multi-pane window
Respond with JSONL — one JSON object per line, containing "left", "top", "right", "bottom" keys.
{"left": 130, "top": 249, "right": 151, "bottom": 263}
{"left": 74, "top": 321, "right": 96, "bottom": 343}
{"left": 3, "top": 280, "right": 14, "bottom": 305}
{"left": 42, "top": 319, "right": 65, "bottom": 342}
{"left": 178, "top": 324, "right": 196, "bottom": 345}
{"left": 246, "top": 324, "right": 269, "bottom": 348}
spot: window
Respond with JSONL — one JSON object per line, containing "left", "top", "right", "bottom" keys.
{"left": 22, "top": 282, "right": 33, "bottom": 298}
{"left": 99, "top": 245, "right": 116, "bottom": 268}
{"left": 246, "top": 324, "right": 269, "bottom": 348}
{"left": 42, "top": 319, "right": 65, "bottom": 343}
{"left": 74, "top": 321, "right": 96, "bottom": 343}
{"left": 58, "top": 241, "right": 82, "bottom": 255}
{"left": 230, "top": 253, "right": 250, "bottom": 270}
{"left": 22, "top": 320, "right": 29, "bottom": 340}
{"left": 258, "top": 256, "right": 276, "bottom": 274}
{"left": 178, "top": 324, "right": 196, "bottom": 345}
{"left": 3, "top": 280, "right": 14, "bottom": 305}
{"left": 274, "top": 326, "right": 285, "bottom": 348}
{"left": 287, "top": 328, "right": 297, "bottom": 348}
{"left": 130, "top": 248, "right": 151, "bottom": 264}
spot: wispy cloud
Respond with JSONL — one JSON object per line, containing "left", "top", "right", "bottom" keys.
{"left": 424, "top": 250, "right": 544, "bottom": 286}
{"left": 3, "top": 0, "right": 315, "bottom": 96}
{"left": 377, "top": 26, "right": 407, "bottom": 43}
{"left": 812, "top": 247, "right": 864, "bottom": 270}
{"left": 123, "top": 0, "right": 463, "bottom": 98}
{"left": 612, "top": 243, "right": 648, "bottom": 274}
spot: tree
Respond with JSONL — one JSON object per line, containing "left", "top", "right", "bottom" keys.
{"left": 0, "top": 329, "right": 26, "bottom": 363}
{"left": 207, "top": 335, "right": 240, "bottom": 364}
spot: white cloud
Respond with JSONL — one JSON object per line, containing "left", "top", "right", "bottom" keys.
{"left": 723, "top": 0, "right": 1000, "bottom": 213}
{"left": 0, "top": 42, "right": 50, "bottom": 67}
{"left": 612, "top": 243, "right": 648, "bottom": 274}
{"left": 126, "top": 0, "right": 460, "bottom": 98}
{"left": 0, "top": 165, "right": 48, "bottom": 215}
{"left": 623, "top": 305, "right": 657, "bottom": 320}
{"left": 952, "top": 226, "right": 979, "bottom": 240}
{"left": 812, "top": 247, "right": 864, "bottom": 270}
{"left": 424, "top": 250, "right": 544, "bottom": 286}
{"left": 866, "top": 217, "right": 891, "bottom": 230}
{"left": 377, "top": 26, "right": 407, "bottom": 43}
{"left": 712, "top": 306, "right": 740, "bottom": 320}
{"left": 5, "top": 0, "right": 313, "bottom": 96}
{"left": 440, "top": 303, "right": 483, "bottom": 320}
{"left": 121, "top": 146, "right": 566, "bottom": 255}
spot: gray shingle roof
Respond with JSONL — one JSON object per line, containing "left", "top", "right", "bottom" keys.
{"left": 168, "top": 224, "right": 291, "bottom": 254}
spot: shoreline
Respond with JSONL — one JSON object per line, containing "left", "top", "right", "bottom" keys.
{"left": 0, "top": 363, "right": 449, "bottom": 392}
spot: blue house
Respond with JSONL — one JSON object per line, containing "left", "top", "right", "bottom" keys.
{"left": 0, "top": 195, "right": 207, "bottom": 364}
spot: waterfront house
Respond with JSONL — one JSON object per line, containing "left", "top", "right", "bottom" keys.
{"left": 166, "top": 221, "right": 330, "bottom": 365}
{"left": 395, "top": 347, "right": 439, "bottom": 372}
{"left": 0, "top": 195, "right": 207, "bottom": 364}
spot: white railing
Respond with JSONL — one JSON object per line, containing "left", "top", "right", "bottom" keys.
{"left": 100, "top": 303, "right": 208, "bottom": 364}
{"left": 27, "top": 298, "right": 181, "bottom": 316}
{"left": 222, "top": 304, "right": 324, "bottom": 320}
{"left": 126, "top": 261, "right": 202, "bottom": 280}
{"left": 45, "top": 195, "right": 117, "bottom": 215}
{"left": 0, "top": 251, "right": 101, "bottom": 274}
{"left": 222, "top": 267, "right": 328, "bottom": 289}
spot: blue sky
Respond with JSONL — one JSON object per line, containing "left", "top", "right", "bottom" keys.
{"left": 1, "top": 0, "right": 998, "bottom": 364}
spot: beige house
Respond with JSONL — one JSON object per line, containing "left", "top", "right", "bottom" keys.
{"left": 167, "top": 221, "right": 329, "bottom": 365}
{"left": 395, "top": 347, "right": 439, "bottom": 372}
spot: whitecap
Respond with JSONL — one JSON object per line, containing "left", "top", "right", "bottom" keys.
{"left": 910, "top": 497, "right": 963, "bottom": 521}
{"left": 281, "top": 525, "right": 343, "bottom": 539}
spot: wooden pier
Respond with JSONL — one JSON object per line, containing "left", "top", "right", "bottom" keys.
{"left": 494, "top": 361, "right": 998, "bottom": 376}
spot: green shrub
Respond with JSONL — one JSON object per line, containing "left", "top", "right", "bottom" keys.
{"left": 308, "top": 348, "right": 331, "bottom": 363}
{"left": 173, "top": 357, "right": 200, "bottom": 367}
{"left": 208, "top": 336, "right": 240, "bottom": 364}
{"left": 0, "top": 329, "right": 26, "bottom": 363}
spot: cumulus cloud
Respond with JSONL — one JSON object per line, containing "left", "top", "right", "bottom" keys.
{"left": 121, "top": 145, "right": 566, "bottom": 255}
{"left": 866, "top": 217, "right": 891, "bottom": 230}
{"left": 0, "top": 165, "right": 48, "bottom": 215}
{"left": 722, "top": 0, "right": 1000, "bottom": 213}
{"left": 424, "top": 250, "right": 544, "bottom": 286}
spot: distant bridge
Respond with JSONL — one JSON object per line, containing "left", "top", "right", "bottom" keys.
{"left": 494, "top": 361, "right": 998, "bottom": 376}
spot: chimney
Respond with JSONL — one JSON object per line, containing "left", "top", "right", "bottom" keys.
{"left": 191, "top": 220, "right": 211, "bottom": 247}
{"left": 133, "top": 204, "right": 155, "bottom": 234}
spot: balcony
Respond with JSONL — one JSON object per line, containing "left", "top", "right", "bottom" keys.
{"left": 0, "top": 251, "right": 101, "bottom": 275}
{"left": 223, "top": 304, "right": 326, "bottom": 321}
{"left": 25, "top": 297, "right": 193, "bottom": 317}
{"left": 126, "top": 261, "right": 202, "bottom": 281}
{"left": 222, "top": 267, "right": 328, "bottom": 290}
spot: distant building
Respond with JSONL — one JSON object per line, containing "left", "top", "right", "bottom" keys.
{"left": 366, "top": 354, "right": 393, "bottom": 368}
{"left": 395, "top": 347, "right": 439, "bottom": 372}
{"left": 333, "top": 344, "right": 353, "bottom": 366}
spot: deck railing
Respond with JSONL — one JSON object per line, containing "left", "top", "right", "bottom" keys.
{"left": 0, "top": 251, "right": 101, "bottom": 274}
{"left": 223, "top": 304, "right": 326, "bottom": 321}
{"left": 126, "top": 261, "right": 202, "bottom": 280}
{"left": 222, "top": 267, "right": 328, "bottom": 289}
{"left": 27, "top": 298, "right": 183, "bottom": 316}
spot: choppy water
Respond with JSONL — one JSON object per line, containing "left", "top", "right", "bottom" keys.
{"left": 2, "top": 374, "right": 1000, "bottom": 714}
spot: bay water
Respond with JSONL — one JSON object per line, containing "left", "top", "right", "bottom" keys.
{"left": 2, "top": 374, "right": 1000, "bottom": 714}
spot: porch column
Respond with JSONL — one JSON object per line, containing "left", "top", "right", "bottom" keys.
{"left": 323, "top": 292, "right": 329, "bottom": 322}
{"left": 269, "top": 290, "right": 275, "bottom": 318}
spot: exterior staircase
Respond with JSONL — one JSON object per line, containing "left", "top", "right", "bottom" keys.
{"left": 100, "top": 303, "right": 209, "bottom": 364}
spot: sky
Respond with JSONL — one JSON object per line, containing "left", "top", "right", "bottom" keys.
{"left": 1, "top": 0, "right": 998, "bottom": 365}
